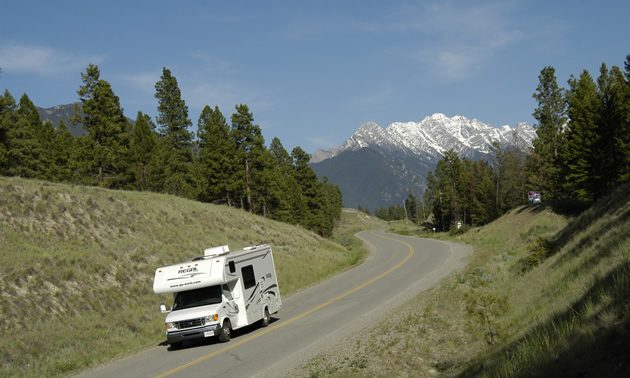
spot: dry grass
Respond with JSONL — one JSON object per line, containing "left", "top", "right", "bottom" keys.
{"left": 0, "top": 177, "right": 369, "bottom": 377}
{"left": 300, "top": 184, "right": 630, "bottom": 377}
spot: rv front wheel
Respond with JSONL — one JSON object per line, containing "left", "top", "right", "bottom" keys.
{"left": 260, "top": 308, "right": 270, "bottom": 327}
{"left": 218, "top": 319, "right": 231, "bottom": 342}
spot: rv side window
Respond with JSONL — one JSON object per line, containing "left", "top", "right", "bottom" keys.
{"left": 242, "top": 265, "right": 256, "bottom": 289}
{"left": 229, "top": 260, "right": 236, "bottom": 274}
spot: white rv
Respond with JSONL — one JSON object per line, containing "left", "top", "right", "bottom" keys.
{"left": 153, "top": 244, "right": 282, "bottom": 349}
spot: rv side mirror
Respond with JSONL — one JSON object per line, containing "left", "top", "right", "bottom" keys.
{"left": 160, "top": 302, "right": 171, "bottom": 313}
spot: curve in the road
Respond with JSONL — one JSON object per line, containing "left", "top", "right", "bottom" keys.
{"left": 155, "top": 232, "right": 415, "bottom": 378}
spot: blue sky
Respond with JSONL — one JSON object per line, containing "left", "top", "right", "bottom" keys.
{"left": 1, "top": 0, "right": 628, "bottom": 154}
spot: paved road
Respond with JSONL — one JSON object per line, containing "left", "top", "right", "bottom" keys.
{"left": 77, "top": 230, "right": 470, "bottom": 378}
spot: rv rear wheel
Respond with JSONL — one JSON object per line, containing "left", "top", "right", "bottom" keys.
{"left": 170, "top": 342, "right": 183, "bottom": 350}
{"left": 218, "top": 319, "right": 231, "bottom": 342}
{"left": 260, "top": 308, "right": 270, "bottom": 327}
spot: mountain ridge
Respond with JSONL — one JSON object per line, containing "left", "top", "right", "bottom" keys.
{"left": 310, "top": 113, "right": 536, "bottom": 210}
{"left": 36, "top": 103, "right": 87, "bottom": 137}
{"left": 311, "top": 113, "right": 535, "bottom": 164}
{"left": 36, "top": 103, "right": 134, "bottom": 137}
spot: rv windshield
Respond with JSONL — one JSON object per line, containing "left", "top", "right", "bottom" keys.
{"left": 172, "top": 285, "right": 222, "bottom": 311}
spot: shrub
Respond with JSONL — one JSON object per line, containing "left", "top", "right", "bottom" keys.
{"left": 527, "top": 237, "right": 553, "bottom": 266}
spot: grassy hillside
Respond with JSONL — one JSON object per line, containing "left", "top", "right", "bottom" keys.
{"left": 300, "top": 182, "right": 630, "bottom": 377}
{"left": 0, "top": 177, "right": 373, "bottom": 377}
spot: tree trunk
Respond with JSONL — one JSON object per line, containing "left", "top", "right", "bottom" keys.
{"left": 245, "top": 156, "right": 253, "bottom": 214}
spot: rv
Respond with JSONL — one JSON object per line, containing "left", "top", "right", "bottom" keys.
{"left": 153, "top": 244, "right": 282, "bottom": 349}
{"left": 528, "top": 191, "right": 542, "bottom": 204}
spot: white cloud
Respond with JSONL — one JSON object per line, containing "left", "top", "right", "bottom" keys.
{"left": 0, "top": 44, "right": 106, "bottom": 76}
{"left": 394, "top": 1, "right": 527, "bottom": 80}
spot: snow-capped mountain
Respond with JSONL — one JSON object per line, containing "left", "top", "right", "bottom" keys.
{"left": 310, "top": 113, "right": 536, "bottom": 164}
{"left": 310, "top": 114, "right": 536, "bottom": 210}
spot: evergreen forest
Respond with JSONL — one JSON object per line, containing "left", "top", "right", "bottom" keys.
{"left": 0, "top": 65, "right": 343, "bottom": 237}
{"left": 3, "top": 54, "right": 630, "bottom": 235}
{"left": 368, "top": 54, "right": 630, "bottom": 232}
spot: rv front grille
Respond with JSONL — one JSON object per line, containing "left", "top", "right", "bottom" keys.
{"left": 176, "top": 318, "right": 205, "bottom": 330}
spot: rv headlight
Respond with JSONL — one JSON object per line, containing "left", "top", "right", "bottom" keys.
{"left": 166, "top": 322, "right": 177, "bottom": 330}
{"left": 204, "top": 314, "right": 219, "bottom": 323}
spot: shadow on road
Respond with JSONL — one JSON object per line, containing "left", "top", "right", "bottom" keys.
{"left": 158, "top": 317, "right": 281, "bottom": 351}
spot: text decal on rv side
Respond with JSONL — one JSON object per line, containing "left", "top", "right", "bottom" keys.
{"left": 170, "top": 280, "right": 202, "bottom": 289}
{"left": 178, "top": 267, "right": 198, "bottom": 274}
{"left": 167, "top": 266, "right": 206, "bottom": 281}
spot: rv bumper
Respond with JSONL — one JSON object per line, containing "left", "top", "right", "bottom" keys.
{"left": 166, "top": 324, "right": 221, "bottom": 344}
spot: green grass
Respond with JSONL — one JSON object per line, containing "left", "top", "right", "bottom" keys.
{"left": 7, "top": 175, "right": 629, "bottom": 377}
{"left": 299, "top": 183, "right": 630, "bottom": 377}
{"left": 0, "top": 177, "right": 371, "bottom": 377}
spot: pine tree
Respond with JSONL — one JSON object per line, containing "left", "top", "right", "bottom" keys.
{"left": 154, "top": 67, "right": 195, "bottom": 198}
{"left": 424, "top": 171, "right": 448, "bottom": 231}
{"left": 489, "top": 141, "right": 527, "bottom": 214}
{"left": 468, "top": 159, "right": 495, "bottom": 225}
{"left": 617, "top": 55, "right": 630, "bottom": 182}
{"left": 319, "top": 175, "right": 343, "bottom": 238}
{"left": 291, "top": 146, "right": 325, "bottom": 233}
{"left": 252, "top": 147, "right": 281, "bottom": 217}
{"left": 0, "top": 89, "right": 17, "bottom": 175}
{"left": 441, "top": 149, "right": 465, "bottom": 228}
{"left": 37, "top": 119, "right": 57, "bottom": 181}
{"left": 531, "top": 66, "right": 567, "bottom": 200}
{"left": 196, "top": 105, "right": 240, "bottom": 204}
{"left": 565, "top": 70, "right": 600, "bottom": 201}
{"left": 129, "top": 111, "right": 158, "bottom": 191}
{"left": 50, "top": 120, "right": 74, "bottom": 182}
{"left": 7, "top": 93, "right": 44, "bottom": 178}
{"left": 405, "top": 190, "right": 419, "bottom": 223}
{"left": 598, "top": 61, "right": 630, "bottom": 188}
{"left": 425, "top": 149, "right": 473, "bottom": 230}
{"left": 460, "top": 158, "right": 473, "bottom": 225}
{"left": 230, "top": 104, "right": 265, "bottom": 213}
{"left": 267, "top": 137, "right": 298, "bottom": 222}
{"left": 72, "top": 64, "right": 131, "bottom": 188}
{"left": 269, "top": 136, "right": 293, "bottom": 173}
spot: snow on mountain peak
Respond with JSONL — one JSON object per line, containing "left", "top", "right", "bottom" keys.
{"left": 310, "top": 114, "right": 535, "bottom": 164}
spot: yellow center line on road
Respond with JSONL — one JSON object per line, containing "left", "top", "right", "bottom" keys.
{"left": 155, "top": 232, "right": 414, "bottom": 378}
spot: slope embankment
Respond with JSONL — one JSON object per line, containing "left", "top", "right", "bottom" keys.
{"left": 296, "top": 182, "right": 630, "bottom": 377}
{"left": 0, "top": 177, "right": 368, "bottom": 377}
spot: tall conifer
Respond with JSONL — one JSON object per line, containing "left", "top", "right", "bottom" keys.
{"left": 154, "top": 67, "right": 195, "bottom": 198}
{"left": 197, "top": 105, "right": 239, "bottom": 204}
{"left": 230, "top": 104, "right": 264, "bottom": 213}
{"left": 7, "top": 94, "right": 44, "bottom": 178}
{"left": 129, "top": 111, "right": 158, "bottom": 191}
{"left": 565, "top": 70, "right": 600, "bottom": 201}
{"left": 73, "top": 64, "right": 131, "bottom": 188}
{"left": 0, "top": 90, "right": 17, "bottom": 174}
{"left": 531, "top": 66, "right": 567, "bottom": 199}
{"left": 268, "top": 137, "right": 299, "bottom": 222}
{"left": 51, "top": 120, "right": 74, "bottom": 182}
{"left": 618, "top": 55, "right": 630, "bottom": 182}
